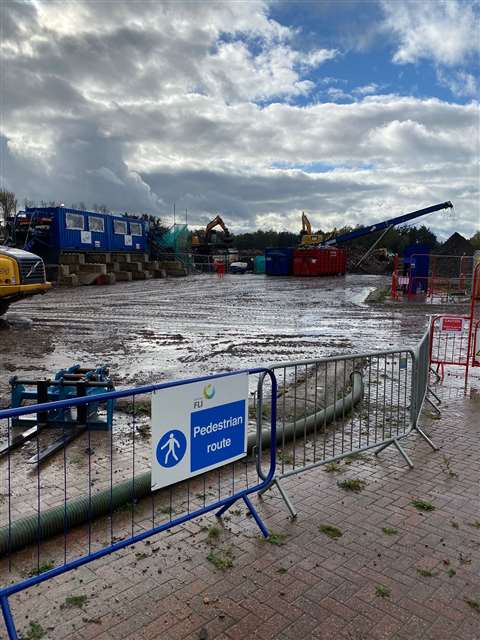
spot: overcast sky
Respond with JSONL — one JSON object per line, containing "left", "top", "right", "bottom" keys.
{"left": 1, "top": 0, "right": 479, "bottom": 238}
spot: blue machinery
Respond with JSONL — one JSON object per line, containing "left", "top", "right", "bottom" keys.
{"left": 0, "top": 365, "right": 114, "bottom": 464}
{"left": 0, "top": 368, "right": 277, "bottom": 640}
{"left": 320, "top": 201, "right": 453, "bottom": 247}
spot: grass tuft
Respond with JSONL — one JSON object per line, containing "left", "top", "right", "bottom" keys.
{"left": 416, "top": 568, "right": 435, "bottom": 578}
{"left": 319, "top": 524, "right": 343, "bottom": 540}
{"left": 278, "top": 451, "right": 293, "bottom": 465}
{"left": 207, "top": 548, "right": 234, "bottom": 571}
{"left": 411, "top": 499, "right": 435, "bottom": 512}
{"left": 61, "top": 595, "right": 88, "bottom": 609}
{"left": 465, "top": 598, "right": 480, "bottom": 613}
{"left": 28, "top": 562, "right": 54, "bottom": 577}
{"left": 337, "top": 479, "right": 367, "bottom": 493}
{"left": 324, "top": 462, "right": 343, "bottom": 473}
{"left": 266, "top": 532, "right": 288, "bottom": 546}
{"left": 20, "top": 622, "right": 46, "bottom": 640}
{"left": 382, "top": 527, "right": 398, "bottom": 536}
{"left": 206, "top": 524, "right": 221, "bottom": 544}
{"left": 375, "top": 585, "right": 391, "bottom": 598}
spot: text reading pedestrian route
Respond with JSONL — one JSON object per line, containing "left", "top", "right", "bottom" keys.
{"left": 151, "top": 373, "right": 248, "bottom": 491}
{"left": 191, "top": 400, "right": 245, "bottom": 471}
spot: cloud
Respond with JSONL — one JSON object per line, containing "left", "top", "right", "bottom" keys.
{"left": 353, "top": 84, "right": 380, "bottom": 96}
{"left": 326, "top": 87, "right": 353, "bottom": 101}
{"left": 437, "top": 69, "right": 479, "bottom": 98}
{"left": 381, "top": 0, "right": 480, "bottom": 66}
{"left": 0, "top": 0, "right": 478, "bottom": 240}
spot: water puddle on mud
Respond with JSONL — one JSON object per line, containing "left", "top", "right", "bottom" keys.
{"left": 1, "top": 273, "right": 434, "bottom": 401}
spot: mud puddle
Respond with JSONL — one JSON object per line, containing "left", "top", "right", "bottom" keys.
{"left": 0, "top": 273, "right": 436, "bottom": 403}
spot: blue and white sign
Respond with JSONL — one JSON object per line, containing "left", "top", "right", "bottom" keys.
{"left": 156, "top": 430, "right": 187, "bottom": 468}
{"left": 151, "top": 373, "right": 248, "bottom": 491}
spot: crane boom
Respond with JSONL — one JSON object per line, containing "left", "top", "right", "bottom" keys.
{"left": 321, "top": 201, "right": 453, "bottom": 247}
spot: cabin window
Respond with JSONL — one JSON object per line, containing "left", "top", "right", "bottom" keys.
{"left": 65, "top": 213, "right": 84, "bottom": 231}
{"left": 130, "top": 222, "right": 142, "bottom": 236}
{"left": 114, "top": 220, "right": 127, "bottom": 235}
{"left": 88, "top": 216, "right": 105, "bottom": 233}
{"left": 88, "top": 216, "right": 104, "bottom": 233}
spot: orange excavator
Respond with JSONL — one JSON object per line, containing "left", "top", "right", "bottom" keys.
{"left": 191, "top": 215, "right": 233, "bottom": 253}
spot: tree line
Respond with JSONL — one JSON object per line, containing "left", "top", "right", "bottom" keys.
{"left": 230, "top": 224, "right": 474, "bottom": 252}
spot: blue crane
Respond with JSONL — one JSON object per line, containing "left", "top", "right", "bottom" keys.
{"left": 320, "top": 201, "right": 453, "bottom": 246}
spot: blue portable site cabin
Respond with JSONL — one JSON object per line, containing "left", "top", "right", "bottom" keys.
{"left": 22, "top": 207, "right": 109, "bottom": 263}
{"left": 107, "top": 215, "right": 147, "bottom": 253}
{"left": 21, "top": 207, "right": 147, "bottom": 262}
{"left": 265, "top": 248, "right": 293, "bottom": 276}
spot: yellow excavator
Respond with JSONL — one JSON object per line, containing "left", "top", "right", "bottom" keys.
{"left": 299, "top": 212, "right": 324, "bottom": 246}
{"left": 0, "top": 246, "right": 51, "bottom": 316}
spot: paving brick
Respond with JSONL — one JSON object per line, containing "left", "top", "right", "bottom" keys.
{"left": 2, "top": 380, "right": 480, "bottom": 640}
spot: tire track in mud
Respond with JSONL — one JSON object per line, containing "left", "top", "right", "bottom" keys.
{"left": 1, "top": 273, "right": 433, "bottom": 399}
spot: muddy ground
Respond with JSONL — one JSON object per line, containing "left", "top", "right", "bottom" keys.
{"left": 0, "top": 273, "right": 468, "bottom": 405}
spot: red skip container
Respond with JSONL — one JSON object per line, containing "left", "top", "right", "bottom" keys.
{"left": 293, "top": 247, "right": 347, "bottom": 276}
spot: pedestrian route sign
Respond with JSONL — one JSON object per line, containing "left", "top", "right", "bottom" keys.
{"left": 151, "top": 373, "right": 249, "bottom": 491}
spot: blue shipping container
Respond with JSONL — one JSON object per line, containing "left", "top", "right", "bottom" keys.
{"left": 265, "top": 248, "right": 294, "bottom": 276}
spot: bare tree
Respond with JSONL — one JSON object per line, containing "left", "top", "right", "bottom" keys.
{"left": 0, "top": 190, "right": 17, "bottom": 231}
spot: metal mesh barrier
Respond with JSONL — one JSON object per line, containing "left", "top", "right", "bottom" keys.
{"left": 0, "top": 368, "right": 276, "bottom": 639}
{"left": 256, "top": 344, "right": 437, "bottom": 517}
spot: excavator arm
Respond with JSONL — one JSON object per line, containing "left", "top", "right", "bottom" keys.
{"left": 204, "top": 215, "right": 231, "bottom": 242}
{"left": 301, "top": 212, "right": 312, "bottom": 236}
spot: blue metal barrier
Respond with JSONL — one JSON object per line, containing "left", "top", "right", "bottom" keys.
{"left": 0, "top": 368, "right": 277, "bottom": 640}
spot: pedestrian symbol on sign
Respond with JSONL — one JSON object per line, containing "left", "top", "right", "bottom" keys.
{"left": 156, "top": 430, "right": 187, "bottom": 468}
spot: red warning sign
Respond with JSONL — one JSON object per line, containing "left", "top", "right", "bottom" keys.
{"left": 440, "top": 317, "right": 464, "bottom": 332}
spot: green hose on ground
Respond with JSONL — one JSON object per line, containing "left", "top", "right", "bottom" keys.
{"left": 0, "top": 371, "right": 363, "bottom": 554}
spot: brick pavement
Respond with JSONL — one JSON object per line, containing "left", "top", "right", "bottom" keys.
{"left": 2, "top": 380, "right": 480, "bottom": 640}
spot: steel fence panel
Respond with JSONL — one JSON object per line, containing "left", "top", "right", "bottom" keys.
{"left": 256, "top": 346, "right": 438, "bottom": 518}
{"left": 429, "top": 314, "right": 472, "bottom": 382}
{"left": 0, "top": 368, "right": 277, "bottom": 639}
